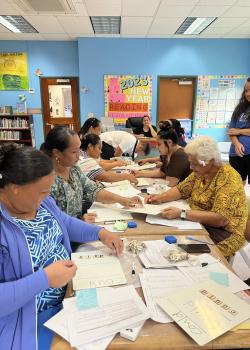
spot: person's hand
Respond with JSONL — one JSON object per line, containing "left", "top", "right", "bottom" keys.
{"left": 137, "top": 159, "right": 149, "bottom": 165}
{"left": 115, "top": 159, "right": 127, "bottom": 167}
{"left": 130, "top": 170, "right": 141, "bottom": 178}
{"left": 235, "top": 142, "right": 245, "bottom": 157}
{"left": 160, "top": 207, "right": 181, "bottom": 219}
{"left": 119, "top": 196, "right": 143, "bottom": 207}
{"left": 228, "top": 128, "right": 241, "bottom": 136}
{"left": 44, "top": 260, "right": 77, "bottom": 288}
{"left": 98, "top": 229, "right": 123, "bottom": 256}
{"left": 144, "top": 194, "right": 162, "bottom": 204}
{"left": 82, "top": 212, "right": 96, "bottom": 224}
{"left": 125, "top": 173, "right": 138, "bottom": 184}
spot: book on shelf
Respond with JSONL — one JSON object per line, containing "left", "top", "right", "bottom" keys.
{"left": 0, "top": 106, "right": 13, "bottom": 115}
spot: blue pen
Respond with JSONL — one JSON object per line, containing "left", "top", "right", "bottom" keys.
{"left": 186, "top": 236, "right": 215, "bottom": 246}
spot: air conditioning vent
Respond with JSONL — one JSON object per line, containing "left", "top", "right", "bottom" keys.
{"left": 13, "top": 0, "right": 76, "bottom": 14}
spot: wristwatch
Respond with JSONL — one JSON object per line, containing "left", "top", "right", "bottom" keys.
{"left": 180, "top": 209, "right": 186, "bottom": 220}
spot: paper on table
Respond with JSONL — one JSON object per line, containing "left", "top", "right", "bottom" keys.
{"left": 136, "top": 178, "right": 150, "bottom": 187}
{"left": 71, "top": 250, "right": 127, "bottom": 290}
{"left": 113, "top": 163, "right": 156, "bottom": 171}
{"left": 146, "top": 215, "right": 202, "bottom": 229}
{"left": 66, "top": 285, "right": 150, "bottom": 347}
{"left": 104, "top": 183, "right": 141, "bottom": 197}
{"left": 96, "top": 198, "right": 189, "bottom": 216}
{"left": 139, "top": 240, "right": 191, "bottom": 268}
{"left": 140, "top": 268, "right": 193, "bottom": 323}
{"left": 101, "top": 180, "right": 130, "bottom": 187}
{"left": 178, "top": 253, "right": 249, "bottom": 294}
{"left": 157, "top": 281, "right": 250, "bottom": 346}
{"left": 44, "top": 306, "right": 115, "bottom": 350}
{"left": 88, "top": 205, "right": 132, "bottom": 223}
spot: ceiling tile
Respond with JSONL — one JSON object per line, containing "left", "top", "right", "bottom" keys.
{"left": 0, "top": 24, "right": 11, "bottom": 33}
{"left": 196, "top": 33, "right": 222, "bottom": 37}
{"left": 121, "top": 17, "right": 152, "bottom": 35}
{"left": 85, "top": 0, "right": 121, "bottom": 16}
{"left": 222, "top": 6, "right": 250, "bottom": 16}
{"left": 41, "top": 33, "right": 71, "bottom": 40}
{"left": 197, "top": 0, "right": 236, "bottom": 5}
{"left": 224, "top": 33, "right": 250, "bottom": 37}
{"left": 161, "top": 0, "right": 199, "bottom": 5}
{"left": 149, "top": 17, "right": 184, "bottom": 34}
{"left": 229, "top": 26, "right": 250, "bottom": 34}
{"left": 156, "top": 4, "right": 195, "bottom": 17}
{"left": 69, "top": 33, "right": 94, "bottom": 39}
{"left": 74, "top": 2, "right": 88, "bottom": 16}
{"left": 231, "top": 0, "right": 250, "bottom": 5}
{"left": 215, "top": 17, "right": 248, "bottom": 26}
{"left": 204, "top": 25, "right": 234, "bottom": 34}
{"left": 122, "top": 0, "right": 160, "bottom": 17}
{"left": 0, "top": 32, "right": 18, "bottom": 39}
{"left": 0, "top": 0, "right": 20, "bottom": 14}
{"left": 190, "top": 5, "right": 230, "bottom": 17}
{"left": 24, "top": 15, "right": 65, "bottom": 33}
{"left": 57, "top": 16, "right": 93, "bottom": 34}
{"left": 14, "top": 33, "right": 44, "bottom": 40}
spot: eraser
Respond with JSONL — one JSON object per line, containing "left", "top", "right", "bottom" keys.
{"left": 128, "top": 221, "right": 137, "bottom": 228}
{"left": 120, "top": 322, "right": 145, "bottom": 341}
{"left": 164, "top": 235, "right": 177, "bottom": 244}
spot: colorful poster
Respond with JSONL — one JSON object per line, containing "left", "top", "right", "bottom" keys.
{"left": 0, "top": 52, "right": 29, "bottom": 90}
{"left": 104, "top": 75, "right": 152, "bottom": 125}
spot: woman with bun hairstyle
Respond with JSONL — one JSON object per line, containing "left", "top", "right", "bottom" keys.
{"left": 0, "top": 143, "right": 123, "bottom": 349}
{"left": 42, "top": 126, "right": 141, "bottom": 224}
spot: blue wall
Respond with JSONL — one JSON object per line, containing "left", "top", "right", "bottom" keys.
{"left": 0, "top": 41, "right": 78, "bottom": 147}
{"left": 1, "top": 38, "right": 250, "bottom": 145}
{"left": 78, "top": 38, "right": 250, "bottom": 141}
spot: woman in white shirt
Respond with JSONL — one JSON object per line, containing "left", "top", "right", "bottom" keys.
{"left": 100, "top": 130, "right": 150, "bottom": 160}
{"left": 78, "top": 134, "right": 138, "bottom": 184}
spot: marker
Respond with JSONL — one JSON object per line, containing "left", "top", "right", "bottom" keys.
{"left": 186, "top": 236, "right": 215, "bottom": 246}
{"left": 132, "top": 262, "right": 135, "bottom": 275}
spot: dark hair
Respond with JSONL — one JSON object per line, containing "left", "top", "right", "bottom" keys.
{"left": 158, "top": 128, "right": 178, "bottom": 146}
{"left": 0, "top": 143, "right": 53, "bottom": 188}
{"left": 81, "top": 134, "right": 101, "bottom": 151}
{"left": 232, "top": 77, "right": 250, "bottom": 121}
{"left": 143, "top": 115, "right": 150, "bottom": 119}
{"left": 41, "top": 126, "right": 76, "bottom": 156}
{"left": 79, "top": 118, "right": 101, "bottom": 139}
{"left": 158, "top": 120, "right": 173, "bottom": 131}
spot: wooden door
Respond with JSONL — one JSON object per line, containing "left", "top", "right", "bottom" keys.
{"left": 158, "top": 77, "right": 196, "bottom": 123}
{"left": 40, "top": 77, "right": 80, "bottom": 136}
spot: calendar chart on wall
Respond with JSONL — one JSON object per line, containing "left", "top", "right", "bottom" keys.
{"left": 194, "top": 75, "right": 247, "bottom": 140}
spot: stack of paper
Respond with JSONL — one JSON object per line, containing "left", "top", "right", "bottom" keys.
{"left": 72, "top": 250, "right": 127, "bottom": 290}
{"left": 45, "top": 286, "right": 150, "bottom": 349}
{"left": 138, "top": 240, "right": 191, "bottom": 268}
{"left": 157, "top": 281, "right": 250, "bottom": 346}
{"left": 146, "top": 215, "right": 202, "bottom": 230}
{"left": 140, "top": 268, "right": 193, "bottom": 323}
{"left": 101, "top": 180, "right": 130, "bottom": 187}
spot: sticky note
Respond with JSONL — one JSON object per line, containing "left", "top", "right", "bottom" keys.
{"left": 76, "top": 288, "right": 98, "bottom": 310}
{"left": 209, "top": 271, "right": 229, "bottom": 286}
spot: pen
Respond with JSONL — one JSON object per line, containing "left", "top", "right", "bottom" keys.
{"left": 132, "top": 262, "right": 135, "bottom": 275}
{"left": 104, "top": 220, "right": 116, "bottom": 224}
{"left": 186, "top": 236, "right": 215, "bottom": 245}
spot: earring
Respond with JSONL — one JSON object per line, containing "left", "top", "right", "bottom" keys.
{"left": 55, "top": 156, "right": 60, "bottom": 164}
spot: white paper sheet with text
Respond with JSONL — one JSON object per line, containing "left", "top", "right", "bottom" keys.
{"left": 146, "top": 215, "right": 202, "bottom": 229}
{"left": 71, "top": 250, "right": 127, "bottom": 290}
{"left": 157, "top": 281, "right": 250, "bottom": 346}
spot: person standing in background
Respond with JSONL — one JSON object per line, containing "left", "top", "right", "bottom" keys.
{"left": 228, "top": 77, "right": 250, "bottom": 184}
{"left": 133, "top": 115, "right": 157, "bottom": 137}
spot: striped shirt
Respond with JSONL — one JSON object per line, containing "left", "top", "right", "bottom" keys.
{"left": 78, "top": 151, "right": 104, "bottom": 180}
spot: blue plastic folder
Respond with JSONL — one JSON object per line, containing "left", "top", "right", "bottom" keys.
{"left": 76, "top": 288, "right": 98, "bottom": 310}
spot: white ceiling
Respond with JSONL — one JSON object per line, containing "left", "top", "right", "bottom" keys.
{"left": 1, "top": 0, "right": 250, "bottom": 40}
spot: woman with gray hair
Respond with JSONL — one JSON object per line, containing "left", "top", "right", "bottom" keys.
{"left": 145, "top": 136, "right": 248, "bottom": 258}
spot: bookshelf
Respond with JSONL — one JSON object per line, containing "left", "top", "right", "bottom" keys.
{"left": 0, "top": 114, "right": 34, "bottom": 146}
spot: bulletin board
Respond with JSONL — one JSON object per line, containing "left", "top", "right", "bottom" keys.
{"left": 193, "top": 75, "right": 247, "bottom": 140}
{"left": 104, "top": 75, "right": 152, "bottom": 125}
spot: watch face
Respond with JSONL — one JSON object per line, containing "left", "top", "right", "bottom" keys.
{"left": 180, "top": 210, "right": 186, "bottom": 219}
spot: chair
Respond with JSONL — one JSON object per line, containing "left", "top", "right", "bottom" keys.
{"left": 125, "top": 117, "right": 143, "bottom": 133}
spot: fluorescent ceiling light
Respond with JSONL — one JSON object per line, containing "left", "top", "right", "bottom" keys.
{"left": 176, "top": 17, "right": 217, "bottom": 35}
{"left": 0, "top": 16, "right": 38, "bottom": 33}
{"left": 90, "top": 16, "right": 121, "bottom": 34}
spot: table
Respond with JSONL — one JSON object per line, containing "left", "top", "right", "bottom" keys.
{"left": 51, "top": 234, "right": 250, "bottom": 350}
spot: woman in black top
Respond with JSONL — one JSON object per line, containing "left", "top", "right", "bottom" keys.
{"left": 134, "top": 115, "right": 157, "bottom": 137}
